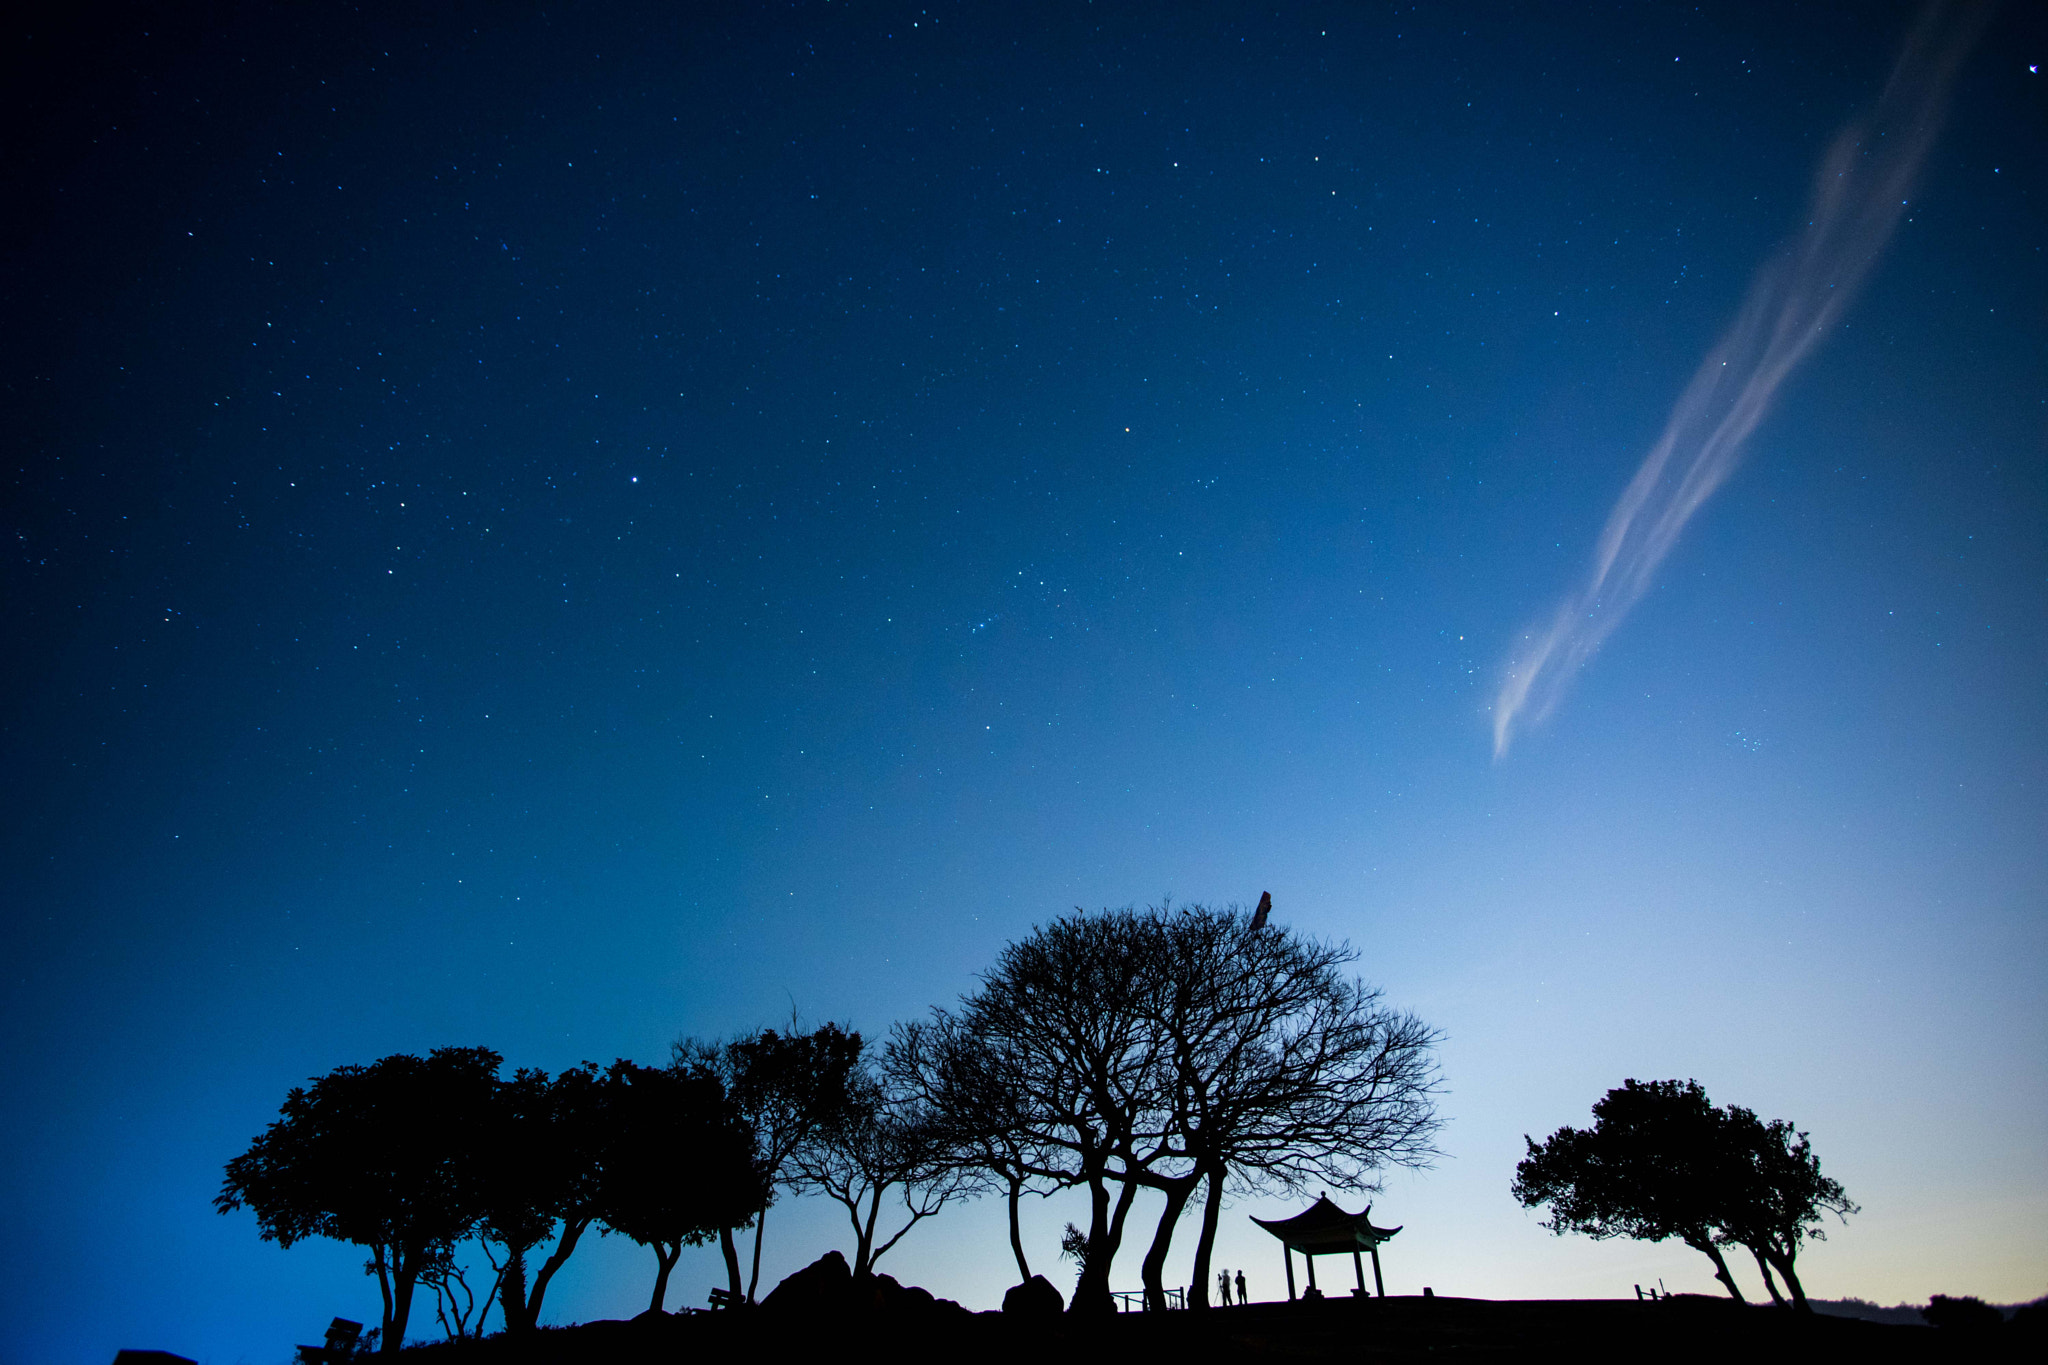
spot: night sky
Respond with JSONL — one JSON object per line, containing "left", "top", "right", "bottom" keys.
{"left": 5, "top": 3, "right": 2043, "bottom": 1360}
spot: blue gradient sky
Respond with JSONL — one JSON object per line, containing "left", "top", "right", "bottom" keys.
{"left": 4, "top": 3, "right": 2042, "bottom": 1361}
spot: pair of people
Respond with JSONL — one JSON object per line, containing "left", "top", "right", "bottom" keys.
{"left": 1214, "top": 1268, "right": 1248, "bottom": 1305}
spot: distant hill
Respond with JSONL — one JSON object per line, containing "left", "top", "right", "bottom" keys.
{"left": 1811, "top": 1294, "right": 2047, "bottom": 1325}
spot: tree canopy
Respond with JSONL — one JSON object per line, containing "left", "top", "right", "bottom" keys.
{"left": 1513, "top": 1078, "right": 1855, "bottom": 1308}
{"left": 592, "top": 1060, "right": 767, "bottom": 1312}
{"left": 216, "top": 1046, "right": 503, "bottom": 1351}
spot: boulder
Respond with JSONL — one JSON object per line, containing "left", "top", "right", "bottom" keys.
{"left": 1002, "top": 1275, "right": 1065, "bottom": 1318}
{"left": 761, "top": 1250, "right": 856, "bottom": 1316}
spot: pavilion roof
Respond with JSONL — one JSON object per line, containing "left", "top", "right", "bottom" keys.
{"left": 1250, "top": 1194, "right": 1402, "bottom": 1253}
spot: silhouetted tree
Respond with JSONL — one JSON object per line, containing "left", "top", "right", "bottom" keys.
{"left": 791, "top": 1058, "right": 972, "bottom": 1276}
{"left": 902, "top": 904, "right": 1440, "bottom": 1315}
{"left": 592, "top": 1060, "right": 766, "bottom": 1313}
{"left": 475, "top": 1062, "right": 611, "bottom": 1333}
{"left": 1720, "top": 1105, "right": 1856, "bottom": 1311}
{"left": 1514, "top": 1080, "right": 1856, "bottom": 1310}
{"left": 1058, "top": 1221, "right": 1091, "bottom": 1287}
{"left": 1514, "top": 1079, "right": 1751, "bottom": 1299}
{"left": 217, "top": 1047, "right": 501, "bottom": 1351}
{"left": 680, "top": 1020, "right": 863, "bottom": 1303}
{"left": 934, "top": 909, "right": 1175, "bottom": 1315}
{"left": 1138, "top": 903, "right": 1441, "bottom": 1310}
{"left": 418, "top": 1248, "right": 492, "bottom": 1341}
{"left": 887, "top": 1015, "right": 1049, "bottom": 1281}
{"left": 466, "top": 1066, "right": 552, "bottom": 1332}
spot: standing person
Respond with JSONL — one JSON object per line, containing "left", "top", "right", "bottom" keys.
{"left": 1235, "top": 1269, "right": 1248, "bottom": 1305}
{"left": 1217, "top": 1267, "right": 1232, "bottom": 1305}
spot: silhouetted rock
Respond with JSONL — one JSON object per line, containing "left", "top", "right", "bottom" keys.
{"left": 860, "top": 1272, "right": 909, "bottom": 1314}
{"left": 761, "top": 1250, "right": 855, "bottom": 1315}
{"left": 857, "top": 1271, "right": 971, "bottom": 1320}
{"left": 1003, "top": 1275, "right": 1065, "bottom": 1317}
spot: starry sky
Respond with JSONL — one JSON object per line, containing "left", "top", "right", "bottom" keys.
{"left": 4, "top": 3, "right": 2043, "bottom": 1360}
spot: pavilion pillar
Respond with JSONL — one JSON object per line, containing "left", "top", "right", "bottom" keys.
{"left": 1370, "top": 1245, "right": 1385, "bottom": 1298}
{"left": 1283, "top": 1247, "right": 1296, "bottom": 1301}
{"left": 1352, "top": 1247, "right": 1365, "bottom": 1294}
{"left": 1305, "top": 1252, "right": 1317, "bottom": 1291}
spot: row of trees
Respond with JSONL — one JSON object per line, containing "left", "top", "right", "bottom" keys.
{"left": 219, "top": 901, "right": 1445, "bottom": 1344}
{"left": 1512, "top": 1078, "right": 1858, "bottom": 1310}
{"left": 216, "top": 1029, "right": 875, "bottom": 1349}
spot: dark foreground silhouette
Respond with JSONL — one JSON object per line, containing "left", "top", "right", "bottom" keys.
{"left": 383, "top": 1254, "right": 2040, "bottom": 1364}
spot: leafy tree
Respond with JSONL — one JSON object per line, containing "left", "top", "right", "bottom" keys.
{"left": 680, "top": 1020, "right": 863, "bottom": 1302}
{"left": 217, "top": 1047, "right": 501, "bottom": 1351}
{"left": 1514, "top": 1079, "right": 1751, "bottom": 1300}
{"left": 475, "top": 1062, "right": 612, "bottom": 1332}
{"left": 791, "top": 1059, "right": 972, "bottom": 1275}
{"left": 1513, "top": 1079, "right": 1854, "bottom": 1308}
{"left": 1720, "top": 1105, "right": 1857, "bottom": 1310}
{"left": 592, "top": 1060, "right": 767, "bottom": 1313}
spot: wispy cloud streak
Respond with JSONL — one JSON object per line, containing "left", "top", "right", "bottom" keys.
{"left": 1491, "top": 2, "right": 1987, "bottom": 759}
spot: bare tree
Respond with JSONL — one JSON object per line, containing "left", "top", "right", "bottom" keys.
{"left": 418, "top": 1247, "right": 495, "bottom": 1341}
{"left": 790, "top": 1064, "right": 972, "bottom": 1276}
{"left": 886, "top": 1016, "right": 1049, "bottom": 1280}
{"left": 904, "top": 904, "right": 1441, "bottom": 1314}
{"left": 1139, "top": 903, "right": 1442, "bottom": 1309}
{"left": 936, "top": 909, "right": 1179, "bottom": 1314}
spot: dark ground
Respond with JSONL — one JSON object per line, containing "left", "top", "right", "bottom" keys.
{"left": 401, "top": 1293, "right": 2039, "bottom": 1363}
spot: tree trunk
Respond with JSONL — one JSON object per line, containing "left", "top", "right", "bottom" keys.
{"left": 1073, "top": 1174, "right": 1139, "bottom": 1311}
{"left": 387, "top": 1266, "right": 418, "bottom": 1352}
{"left": 650, "top": 1240, "right": 681, "bottom": 1312}
{"left": 1186, "top": 1164, "right": 1226, "bottom": 1310}
{"left": 1071, "top": 1173, "right": 1117, "bottom": 1315}
{"left": 1766, "top": 1247, "right": 1809, "bottom": 1312}
{"left": 372, "top": 1246, "right": 397, "bottom": 1351}
{"left": 1749, "top": 1246, "right": 1785, "bottom": 1306}
{"left": 1141, "top": 1176, "right": 1196, "bottom": 1310}
{"left": 525, "top": 1216, "right": 589, "bottom": 1328}
{"left": 498, "top": 1246, "right": 531, "bottom": 1331}
{"left": 855, "top": 1183, "right": 884, "bottom": 1277}
{"left": 1006, "top": 1173, "right": 1031, "bottom": 1280}
{"left": 719, "top": 1225, "right": 745, "bottom": 1301}
{"left": 747, "top": 1205, "right": 767, "bottom": 1303}
{"left": 1687, "top": 1234, "right": 1746, "bottom": 1302}
{"left": 1107, "top": 1176, "right": 1138, "bottom": 1255}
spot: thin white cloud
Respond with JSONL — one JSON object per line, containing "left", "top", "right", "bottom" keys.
{"left": 1492, "top": 1, "right": 1987, "bottom": 759}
